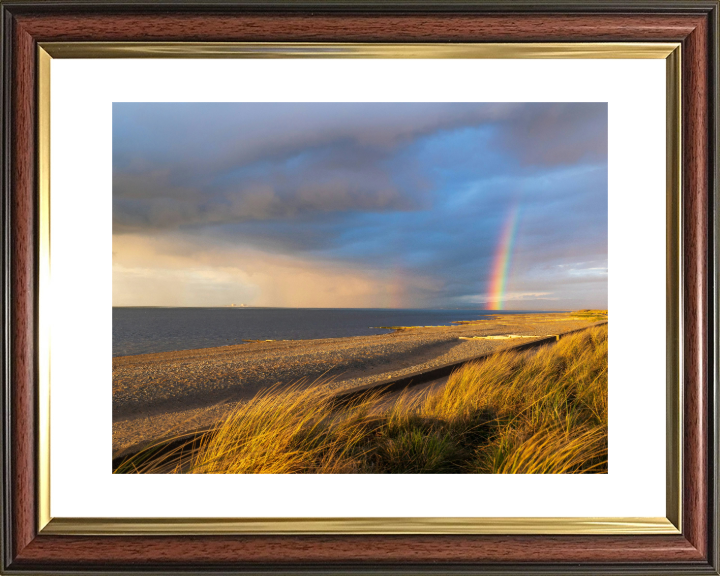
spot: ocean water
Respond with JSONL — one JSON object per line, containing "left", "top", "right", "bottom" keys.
{"left": 112, "top": 307, "right": 537, "bottom": 357}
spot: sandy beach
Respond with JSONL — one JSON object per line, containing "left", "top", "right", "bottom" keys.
{"left": 113, "top": 313, "right": 601, "bottom": 456}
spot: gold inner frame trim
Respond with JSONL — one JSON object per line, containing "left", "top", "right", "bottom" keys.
{"left": 43, "top": 516, "right": 678, "bottom": 536}
{"left": 665, "top": 45, "right": 683, "bottom": 531}
{"left": 37, "top": 46, "right": 52, "bottom": 533}
{"left": 36, "top": 42, "right": 682, "bottom": 536}
{"left": 40, "top": 41, "right": 679, "bottom": 59}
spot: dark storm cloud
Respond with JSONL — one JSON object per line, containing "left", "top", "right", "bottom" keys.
{"left": 113, "top": 102, "right": 608, "bottom": 308}
{"left": 113, "top": 102, "right": 513, "bottom": 175}
{"left": 497, "top": 102, "right": 607, "bottom": 166}
{"left": 113, "top": 103, "right": 606, "bottom": 232}
{"left": 113, "top": 146, "right": 422, "bottom": 232}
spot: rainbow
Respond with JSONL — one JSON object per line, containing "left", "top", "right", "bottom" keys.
{"left": 486, "top": 205, "right": 519, "bottom": 310}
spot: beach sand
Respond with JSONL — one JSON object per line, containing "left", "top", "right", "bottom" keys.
{"left": 113, "top": 313, "right": 602, "bottom": 457}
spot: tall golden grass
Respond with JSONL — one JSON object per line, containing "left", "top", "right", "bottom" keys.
{"left": 116, "top": 325, "right": 607, "bottom": 474}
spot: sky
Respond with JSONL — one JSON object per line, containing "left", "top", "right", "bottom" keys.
{"left": 112, "top": 102, "right": 607, "bottom": 310}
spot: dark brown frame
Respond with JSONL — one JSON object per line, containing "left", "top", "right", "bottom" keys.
{"left": 1, "top": 1, "right": 718, "bottom": 573}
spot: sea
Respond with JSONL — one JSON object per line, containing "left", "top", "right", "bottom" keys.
{"left": 112, "top": 307, "right": 540, "bottom": 357}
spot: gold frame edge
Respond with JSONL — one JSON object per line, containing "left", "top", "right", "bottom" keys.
{"left": 665, "top": 45, "right": 683, "bottom": 531}
{"left": 42, "top": 516, "right": 679, "bottom": 536}
{"left": 38, "top": 41, "right": 679, "bottom": 59}
{"left": 37, "top": 46, "right": 52, "bottom": 533}
{"left": 35, "top": 41, "right": 683, "bottom": 537}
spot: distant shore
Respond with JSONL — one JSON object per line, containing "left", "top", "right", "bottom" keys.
{"left": 112, "top": 312, "right": 604, "bottom": 456}
{"left": 112, "top": 307, "right": 539, "bottom": 357}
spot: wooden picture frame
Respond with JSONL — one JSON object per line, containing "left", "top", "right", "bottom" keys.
{"left": 1, "top": 1, "right": 717, "bottom": 573}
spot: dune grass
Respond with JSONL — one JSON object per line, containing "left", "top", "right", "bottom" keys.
{"left": 570, "top": 309, "right": 608, "bottom": 322}
{"left": 115, "top": 325, "right": 608, "bottom": 475}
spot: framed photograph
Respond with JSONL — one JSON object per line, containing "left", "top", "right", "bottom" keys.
{"left": 1, "top": 1, "right": 717, "bottom": 574}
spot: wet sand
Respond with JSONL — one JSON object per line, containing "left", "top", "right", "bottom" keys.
{"left": 113, "top": 313, "right": 601, "bottom": 456}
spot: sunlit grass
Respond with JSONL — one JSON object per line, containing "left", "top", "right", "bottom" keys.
{"left": 115, "top": 325, "right": 608, "bottom": 475}
{"left": 570, "top": 309, "right": 608, "bottom": 322}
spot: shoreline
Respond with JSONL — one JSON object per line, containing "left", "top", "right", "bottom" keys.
{"left": 112, "top": 313, "right": 604, "bottom": 456}
{"left": 112, "top": 309, "right": 569, "bottom": 358}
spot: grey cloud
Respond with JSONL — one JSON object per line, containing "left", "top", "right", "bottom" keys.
{"left": 114, "top": 102, "right": 520, "bottom": 175}
{"left": 115, "top": 102, "right": 605, "bottom": 177}
{"left": 113, "top": 146, "right": 421, "bottom": 233}
{"left": 113, "top": 103, "right": 607, "bottom": 232}
{"left": 497, "top": 103, "right": 607, "bottom": 166}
